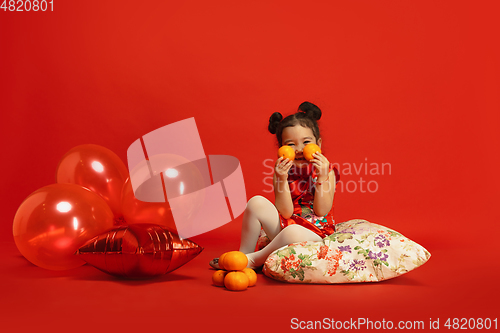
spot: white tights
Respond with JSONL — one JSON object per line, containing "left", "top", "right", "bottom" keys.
{"left": 238, "top": 195, "right": 322, "bottom": 268}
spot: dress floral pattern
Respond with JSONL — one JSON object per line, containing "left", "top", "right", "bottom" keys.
{"left": 262, "top": 219, "right": 431, "bottom": 284}
{"left": 278, "top": 163, "right": 340, "bottom": 238}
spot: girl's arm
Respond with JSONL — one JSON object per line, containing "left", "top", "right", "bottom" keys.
{"left": 273, "top": 157, "right": 294, "bottom": 219}
{"left": 311, "top": 152, "right": 336, "bottom": 217}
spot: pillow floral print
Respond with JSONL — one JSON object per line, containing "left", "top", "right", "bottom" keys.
{"left": 262, "top": 220, "right": 431, "bottom": 283}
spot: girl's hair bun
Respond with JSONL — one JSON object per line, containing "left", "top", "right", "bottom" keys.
{"left": 298, "top": 101, "right": 322, "bottom": 121}
{"left": 268, "top": 112, "right": 283, "bottom": 134}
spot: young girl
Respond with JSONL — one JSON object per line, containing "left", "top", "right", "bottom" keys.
{"left": 210, "top": 101, "right": 340, "bottom": 269}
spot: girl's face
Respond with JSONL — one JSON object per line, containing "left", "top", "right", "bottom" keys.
{"left": 281, "top": 125, "right": 322, "bottom": 168}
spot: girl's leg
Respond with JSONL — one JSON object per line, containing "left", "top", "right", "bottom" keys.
{"left": 238, "top": 195, "right": 283, "bottom": 254}
{"left": 246, "top": 224, "right": 322, "bottom": 268}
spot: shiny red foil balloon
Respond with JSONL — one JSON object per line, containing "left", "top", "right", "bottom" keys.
{"left": 13, "top": 184, "right": 115, "bottom": 270}
{"left": 76, "top": 224, "right": 203, "bottom": 279}
{"left": 120, "top": 177, "right": 177, "bottom": 233}
{"left": 56, "top": 144, "right": 129, "bottom": 220}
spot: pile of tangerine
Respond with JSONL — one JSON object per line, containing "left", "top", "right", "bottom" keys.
{"left": 212, "top": 251, "right": 257, "bottom": 291}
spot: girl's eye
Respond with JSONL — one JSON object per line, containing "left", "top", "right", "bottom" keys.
{"left": 287, "top": 144, "right": 295, "bottom": 147}
{"left": 304, "top": 141, "right": 311, "bottom": 144}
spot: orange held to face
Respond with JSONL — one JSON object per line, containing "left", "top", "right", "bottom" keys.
{"left": 303, "top": 144, "right": 321, "bottom": 161}
{"left": 278, "top": 146, "right": 295, "bottom": 161}
{"left": 224, "top": 271, "right": 249, "bottom": 291}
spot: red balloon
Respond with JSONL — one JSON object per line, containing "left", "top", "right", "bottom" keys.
{"left": 13, "top": 184, "right": 115, "bottom": 270}
{"left": 120, "top": 177, "right": 177, "bottom": 233}
{"left": 56, "top": 144, "right": 129, "bottom": 220}
{"left": 76, "top": 224, "right": 203, "bottom": 279}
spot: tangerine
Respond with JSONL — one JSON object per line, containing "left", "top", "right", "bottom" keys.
{"left": 222, "top": 251, "right": 248, "bottom": 271}
{"left": 218, "top": 252, "right": 228, "bottom": 270}
{"left": 212, "top": 270, "right": 227, "bottom": 287}
{"left": 277, "top": 146, "right": 295, "bottom": 161}
{"left": 242, "top": 267, "right": 257, "bottom": 287}
{"left": 224, "top": 271, "right": 249, "bottom": 291}
{"left": 303, "top": 144, "right": 321, "bottom": 161}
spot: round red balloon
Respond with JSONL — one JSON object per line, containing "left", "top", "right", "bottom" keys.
{"left": 13, "top": 183, "right": 115, "bottom": 270}
{"left": 56, "top": 144, "right": 129, "bottom": 220}
{"left": 120, "top": 177, "right": 177, "bottom": 233}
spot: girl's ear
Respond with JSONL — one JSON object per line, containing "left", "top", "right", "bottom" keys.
{"left": 317, "top": 138, "right": 322, "bottom": 148}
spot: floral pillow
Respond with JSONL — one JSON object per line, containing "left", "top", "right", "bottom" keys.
{"left": 262, "top": 219, "right": 431, "bottom": 283}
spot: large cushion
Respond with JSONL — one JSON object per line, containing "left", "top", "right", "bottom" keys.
{"left": 262, "top": 219, "right": 431, "bottom": 283}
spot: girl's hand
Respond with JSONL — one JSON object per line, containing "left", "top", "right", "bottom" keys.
{"left": 311, "top": 152, "right": 330, "bottom": 181}
{"left": 275, "top": 156, "right": 293, "bottom": 180}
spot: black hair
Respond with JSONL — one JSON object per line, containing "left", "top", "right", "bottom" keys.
{"left": 268, "top": 101, "right": 322, "bottom": 146}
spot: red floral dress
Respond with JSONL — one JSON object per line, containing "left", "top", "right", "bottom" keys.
{"left": 278, "top": 163, "right": 340, "bottom": 238}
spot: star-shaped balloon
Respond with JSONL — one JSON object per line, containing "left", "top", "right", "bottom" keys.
{"left": 76, "top": 224, "right": 202, "bottom": 279}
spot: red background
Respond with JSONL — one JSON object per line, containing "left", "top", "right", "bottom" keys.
{"left": 1, "top": 1, "right": 499, "bottom": 332}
